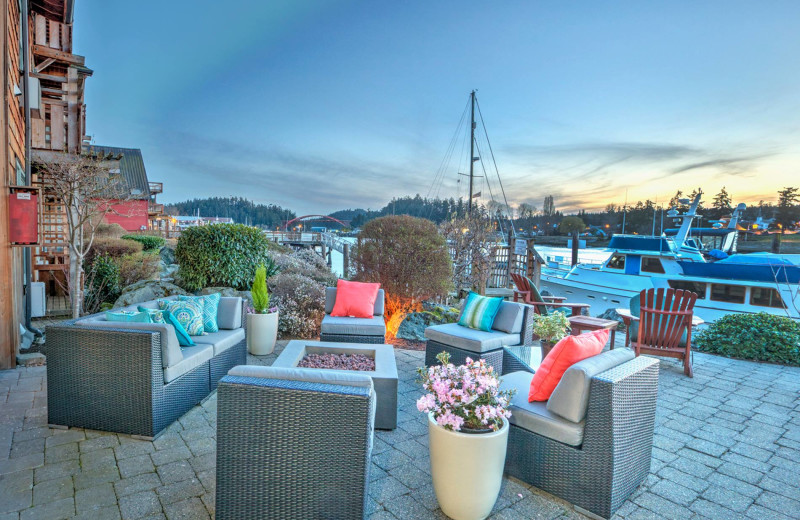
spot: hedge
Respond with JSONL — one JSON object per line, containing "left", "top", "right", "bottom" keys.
{"left": 175, "top": 224, "right": 278, "bottom": 291}
{"left": 695, "top": 312, "right": 800, "bottom": 366}
{"left": 122, "top": 234, "right": 166, "bottom": 251}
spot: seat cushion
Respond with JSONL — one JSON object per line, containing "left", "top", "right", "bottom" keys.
{"left": 164, "top": 344, "right": 213, "bottom": 383}
{"left": 193, "top": 328, "right": 246, "bottom": 355}
{"left": 424, "top": 323, "right": 520, "bottom": 353}
{"left": 528, "top": 329, "right": 609, "bottom": 402}
{"left": 492, "top": 302, "right": 525, "bottom": 334}
{"left": 325, "top": 288, "right": 385, "bottom": 316}
{"left": 458, "top": 292, "right": 503, "bottom": 332}
{"left": 217, "top": 297, "right": 243, "bottom": 330}
{"left": 321, "top": 315, "right": 386, "bottom": 337}
{"left": 547, "top": 349, "right": 635, "bottom": 423}
{"left": 501, "top": 370, "right": 584, "bottom": 446}
{"left": 75, "top": 317, "right": 183, "bottom": 368}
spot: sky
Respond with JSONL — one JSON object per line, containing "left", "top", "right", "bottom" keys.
{"left": 74, "top": 1, "right": 800, "bottom": 216}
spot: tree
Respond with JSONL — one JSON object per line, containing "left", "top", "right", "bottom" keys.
{"left": 518, "top": 203, "right": 536, "bottom": 219}
{"left": 542, "top": 195, "right": 556, "bottom": 216}
{"left": 709, "top": 186, "right": 732, "bottom": 220}
{"left": 776, "top": 187, "right": 800, "bottom": 233}
{"left": 440, "top": 211, "right": 498, "bottom": 296}
{"left": 352, "top": 216, "right": 452, "bottom": 336}
{"left": 558, "top": 216, "right": 586, "bottom": 235}
{"left": 36, "top": 153, "right": 133, "bottom": 318}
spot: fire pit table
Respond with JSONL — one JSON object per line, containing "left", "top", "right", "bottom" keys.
{"left": 273, "top": 340, "right": 398, "bottom": 430}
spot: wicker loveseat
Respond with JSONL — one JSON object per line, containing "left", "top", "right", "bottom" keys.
{"left": 500, "top": 349, "right": 660, "bottom": 520}
{"left": 45, "top": 296, "right": 246, "bottom": 438}
{"left": 320, "top": 287, "right": 386, "bottom": 343}
{"left": 424, "top": 301, "right": 534, "bottom": 374}
{"left": 216, "top": 365, "right": 375, "bottom": 519}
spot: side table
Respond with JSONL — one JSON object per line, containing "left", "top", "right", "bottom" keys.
{"left": 568, "top": 316, "right": 619, "bottom": 349}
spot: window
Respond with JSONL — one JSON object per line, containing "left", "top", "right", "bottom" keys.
{"left": 607, "top": 254, "right": 625, "bottom": 270}
{"left": 710, "top": 284, "right": 745, "bottom": 304}
{"left": 15, "top": 157, "right": 25, "bottom": 185}
{"left": 750, "top": 287, "right": 786, "bottom": 309}
{"left": 668, "top": 280, "right": 707, "bottom": 299}
{"left": 641, "top": 257, "right": 665, "bottom": 273}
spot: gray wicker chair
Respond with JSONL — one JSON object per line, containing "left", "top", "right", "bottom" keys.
{"left": 502, "top": 353, "right": 660, "bottom": 520}
{"left": 424, "top": 301, "right": 534, "bottom": 374}
{"left": 216, "top": 366, "right": 375, "bottom": 520}
{"left": 45, "top": 298, "right": 246, "bottom": 438}
{"left": 320, "top": 287, "right": 386, "bottom": 343}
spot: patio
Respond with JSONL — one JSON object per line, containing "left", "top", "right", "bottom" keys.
{"left": 1, "top": 340, "right": 800, "bottom": 520}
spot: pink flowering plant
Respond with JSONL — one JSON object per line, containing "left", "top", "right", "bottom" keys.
{"left": 416, "top": 351, "right": 514, "bottom": 432}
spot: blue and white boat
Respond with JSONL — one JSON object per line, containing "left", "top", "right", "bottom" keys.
{"left": 540, "top": 194, "right": 800, "bottom": 323}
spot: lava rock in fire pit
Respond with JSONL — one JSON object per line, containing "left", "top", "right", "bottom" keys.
{"left": 298, "top": 353, "right": 376, "bottom": 371}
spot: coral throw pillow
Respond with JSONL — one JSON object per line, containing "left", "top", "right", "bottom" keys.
{"left": 528, "top": 329, "right": 609, "bottom": 402}
{"left": 331, "top": 280, "right": 381, "bottom": 318}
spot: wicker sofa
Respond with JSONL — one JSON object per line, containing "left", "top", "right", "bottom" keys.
{"left": 215, "top": 365, "right": 375, "bottom": 519}
{"left": 320, "top": 287, "right": 386, "bottom": 343}
{"left": 45, "top": 296, "right": 246, "bottom": 438}
{"left": 424, "top": 301, "right": 534, "bottom": 374}
{"left": 501, "top": 349, "right": 660, "bottom": 520}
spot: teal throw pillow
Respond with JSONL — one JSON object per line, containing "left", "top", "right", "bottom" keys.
{"left": 105, "top": 310, "right": 151, "bottom": 323}
{"left": 138, "top": 306, "right": 167, "bottom": 324}
{"left": 458, "top": 292, "right": 503, "bottom": 332}
{"left": 159, "top": 299, "right": 204, "bottom": 336}
{"left": 179, "top": 293, "right": 220, "bottom": 333}
{"left": 162, "top": 309, "right": 195, "bottom": 347}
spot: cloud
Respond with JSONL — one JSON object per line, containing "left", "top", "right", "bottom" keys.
{"left": 670, "top": 155, "right": 769, "bottom": 175}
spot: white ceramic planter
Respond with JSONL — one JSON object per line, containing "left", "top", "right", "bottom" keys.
{"left": 246, "top": 312, "right": 278, "bottom": 355}
{"left": 427, "top": 413, "right": 509, "bottom": 520}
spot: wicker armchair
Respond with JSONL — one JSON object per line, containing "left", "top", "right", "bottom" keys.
{"left": 502, "top": 355, "right": 660, "bottom": 519}
{"left": 216, "top": 366, "right": 375, "bottom": 520}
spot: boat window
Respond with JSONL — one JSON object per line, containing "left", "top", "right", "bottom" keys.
{"left": 710, "top": 284, "right": 745, "bottom": 304}
{"left": 641, "top": 257, "right": 665, "bottom": 274}
{"left": 668, "top": 280, "right": 707, "bottom": 299}
{"left": 750, "top": 287, "right": 786, "bottom": 309}
{"left": 607, "top": 254, "right": 625, "bottom": 270}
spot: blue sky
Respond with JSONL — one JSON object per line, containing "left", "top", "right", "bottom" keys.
{"left": 75, "top": 1, "right": 800, "bottom": 215}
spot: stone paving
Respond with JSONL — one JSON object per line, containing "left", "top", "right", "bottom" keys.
{"left": 1, "top": 341, "right": 800, "bottom": 520}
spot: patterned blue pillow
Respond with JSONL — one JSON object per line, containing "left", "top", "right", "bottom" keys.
{"left": 162, "top": 309, "right": 195, "bottom": 347}
{"left": 158, "top": 299, "right": 204, "bottom": 336}
{"left": 138, "top": 306, "right": 166, "bottom": 324}
{"left": 458, "top": 292, "right": 503, "bottom": 332}
{"left": 105, "top": 310, "right": 151, "bottom": 323}
{"left": 179, "top": 293, "right": 220, "bottom": 333}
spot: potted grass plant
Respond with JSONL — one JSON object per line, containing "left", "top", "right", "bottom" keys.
{"left": 533, "top": 310, "right": 571, "bottom": 358}
{"left": 246, "top": 265, "right": 278, "bottom": 355}
{"left": 416, "top": 352, "right": 514, "bottom": 520}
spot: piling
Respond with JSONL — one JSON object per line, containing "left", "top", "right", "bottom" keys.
{"left": 343, "top": 243, "right": 350, "bottom": 279}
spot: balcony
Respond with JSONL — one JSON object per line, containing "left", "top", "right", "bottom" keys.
{"left": 149, "top": 182, "right": 163, "bottom": 195}
{"left": 148, "top": 202, "right": 164, "bottom": 215}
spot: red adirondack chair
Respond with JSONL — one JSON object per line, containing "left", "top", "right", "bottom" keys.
{"left": 625, "top": 288, "right": 698, "bottom": 377}
{"left": 509, "top": 273, "right": 590, "bottom": 317}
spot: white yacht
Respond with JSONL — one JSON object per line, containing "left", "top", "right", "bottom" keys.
{"left": 540, "top": 194, "right": 800, "bottom": 323}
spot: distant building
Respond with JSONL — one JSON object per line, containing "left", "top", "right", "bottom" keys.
{"left": 170, "top": 216, "right": 234, "bottom": 231}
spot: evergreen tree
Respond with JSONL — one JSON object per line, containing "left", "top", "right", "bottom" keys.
{"left": 776, "top": 187, "right": 800, "bottom": 232}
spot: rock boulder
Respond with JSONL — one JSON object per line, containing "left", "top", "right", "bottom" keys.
{"left": 113, "top": 280, "right": 189, "bottom": 308}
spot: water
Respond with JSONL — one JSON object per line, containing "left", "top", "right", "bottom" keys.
{"left": 329, "top": 237, "right": 357, "bottom": 277}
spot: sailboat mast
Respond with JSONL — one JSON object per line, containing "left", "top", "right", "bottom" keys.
{"left": 468, "top": 90, "right": 476, "bottom": 215}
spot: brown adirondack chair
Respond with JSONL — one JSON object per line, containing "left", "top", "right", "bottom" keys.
{"left": 509, "top": 273, "right": 590, "bottom": 317}
{"left": 625, "top": 288, "right": 698, "bottom": 377}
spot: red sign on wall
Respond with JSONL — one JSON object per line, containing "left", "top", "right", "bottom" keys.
{"left": 8, "top": 188, "right": 39, "bottom": 245}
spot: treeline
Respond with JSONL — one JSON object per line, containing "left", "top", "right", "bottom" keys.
{"left": 164, "top": 197, "right": 295, "bottom": 229}
{"left": 336, "top": 195, "right": 469, "bottom": 227}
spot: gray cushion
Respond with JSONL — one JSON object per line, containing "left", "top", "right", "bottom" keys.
{"left": 75, "top": 318, "right": 183, "bottom": 369}
{"left": 492, "top": 302, "right": 525, "bottom": 334}
{"left": 193, "top": 328, "right": 245, "bottom": 355}
{"left": 324, "top": 287, "right": 385, "bottom": 316}
{"left": 163, "top": 344, "right": 213, "bottom": 383}
{"left": 547, "top": 348, "right": 636, "bottom": 423}
{"left": 321, "top": 315, "right": 386, "bottom": 337}
{"left": 500, "top": 370, "right": 584, "bottom": 446}
{"left": 217, "top": 297, "right": 243, "bottom": 330}
{"left": 424, "top": 323, "right": 520, "bottom": 353}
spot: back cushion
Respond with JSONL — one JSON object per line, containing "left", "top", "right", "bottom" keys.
{"left": 547, "top": 348, "right": 635, "bottom": 423}
{"left": 528, "top": 329, "right": 609, "bottom": 402}
{"left": 492, "top": 302, "right": 524, "bottom": 334}
{"left": 217, "top": 297, "right": 243, "bottom": 329}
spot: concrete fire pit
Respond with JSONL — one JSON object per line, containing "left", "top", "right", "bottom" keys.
{"left": 273, "top": 340, "right": 398, "bottom": 430}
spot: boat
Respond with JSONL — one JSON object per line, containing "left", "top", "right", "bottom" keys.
{"left": 539, "top": 192, "right": 800, "bottom": 323}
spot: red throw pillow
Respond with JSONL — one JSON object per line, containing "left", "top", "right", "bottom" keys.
{"left": 528, "top": 329, "right": 609, "bottom": 402}
{"left": 330, "top": 280, "right": 381, "bottom": 318}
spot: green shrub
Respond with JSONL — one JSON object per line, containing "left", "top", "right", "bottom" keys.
{"left": 251, "top": 265, "right": 270, "bottom": 313}
{"left": 84, "top": 254, "right": 121, "bottom": 314}
{"left": 122, "top": 234, "right": 166, "bottom": 251}
{"left": 85, "top": 238, "right": 142, "bottom": 267}
{"left": 269, "top": 272, "right": 326, "bottom": 339}
{"left": 94, "top": 223, "right": 126, "bottom": 239}
{"left": 175, "top": 224, "right": 278, "bottom": 291}
{"left": 116, "top": 252, "right": 160, "bottom": 287}
{"left": 695, "top": 313, "right": 800, "bottom": 366}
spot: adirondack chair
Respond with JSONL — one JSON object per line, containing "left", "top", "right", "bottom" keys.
{"left": 510, "top": 273, "right": 590, "bottom": 317}
{"left": 622, "top": 288, "right": 698, "bottom": 377}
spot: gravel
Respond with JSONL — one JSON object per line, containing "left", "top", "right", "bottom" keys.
{"left": 298, "top": 353, "right": 376, "bottom": 371}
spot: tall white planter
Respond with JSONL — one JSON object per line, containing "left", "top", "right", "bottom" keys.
{"left": 427, "top": 413, "right": 509, "bottom": 520}
{"left": 247, "top": 312, "right": 278, "bottom": 355}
